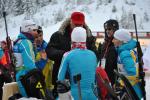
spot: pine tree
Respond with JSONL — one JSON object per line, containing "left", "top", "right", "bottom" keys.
{"left": 144, "top": 12, "right": 149, "bottom": 22}
{"left": 24, "top": 0, "right": 37, "bottom": 20}
{"left": 54, "top": 8, "right": 65, "bottom": 23}
{"left": 13, "top": 0, "right": 25, "bottom": 15}
{"left": 112, "top": 5, "right": 117, "bottom": 13}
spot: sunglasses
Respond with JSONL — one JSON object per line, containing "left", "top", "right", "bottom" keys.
{"left": 33, "top": 29, "right": 38, "bottom": 31}
{"left": 33, "top": 29, "right": 43, "bottom": 34}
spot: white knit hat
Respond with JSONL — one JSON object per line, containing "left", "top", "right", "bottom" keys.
{"left": 71, "top": 27, "right": 87, "bottom": 42}
{"left": 114, "top": 29, "right": 131, "bottom": 43}
{"left": 21, "top": 20, "right": 38, "bottom": 32}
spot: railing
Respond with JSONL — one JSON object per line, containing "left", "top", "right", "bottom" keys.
{"left": 92, "top": 31, "right": 150, "bottom": 38}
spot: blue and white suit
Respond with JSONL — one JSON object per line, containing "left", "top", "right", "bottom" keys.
{"left": 58, "top": 48, "right": 97, "bottom": 100}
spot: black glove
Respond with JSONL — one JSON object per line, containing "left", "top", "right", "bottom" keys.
{"left": 56, "top": 80, "right": 70, "bottom": 93}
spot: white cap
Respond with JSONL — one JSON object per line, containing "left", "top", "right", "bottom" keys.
{"left": 114, "top": 29, "right": 131, "bottom": 43}
{"left": 71, "top": 27, "right": 87, "bottom": 42}
{"left": 21, "top": 20, "right": 38, "bottom": 32}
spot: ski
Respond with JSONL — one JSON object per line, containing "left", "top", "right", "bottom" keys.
{"left": 114, "top": 70, "right": 140, "bottom": 100}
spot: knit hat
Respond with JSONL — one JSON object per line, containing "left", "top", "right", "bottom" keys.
{"left": 114, "top": 29, "right": 131, "bottom": 43}
{"left": 21, "top": 20, "right": 38, "bottom": 32}
{"left": 71, "top": 12, "right": 85, "bottom": 25}
{"left": 71, "top": 27, "right": 87, "bottom": 42}
{"left": 104, "top": 19, "right": 119, "bottom": 31}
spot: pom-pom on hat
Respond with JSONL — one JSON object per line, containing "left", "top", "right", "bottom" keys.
{"left": 71, "top": 27, "right": 87, "bottom": 42}
{"left": 21, "top": 20, "right": 38, "bottom": 32}
{"left": 114, "top": 29, "right": 131, "bottom": 43}
{"left": 71, "top": 12, "right": 85, "bottom": 25}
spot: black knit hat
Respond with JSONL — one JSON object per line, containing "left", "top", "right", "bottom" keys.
{"left": 104, "top": 19, "right": 119, "bottom": 31}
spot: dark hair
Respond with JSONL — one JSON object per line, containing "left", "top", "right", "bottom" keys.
{"left": 1, "top": 41, "right": 6, "bottom": 45}
{"left": 37, "top": 26, "right": 43, "bottom": 34}
{"left": 104, "top": 19, "right": 119, "bottom": 31}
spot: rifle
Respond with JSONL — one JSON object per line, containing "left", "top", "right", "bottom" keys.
{"left": 3, "top": 11, "right": 16, "bottom": 81}
{"left": 133, "top": 14, "right": 146, "bottom": 100}
{"left": 74, "top": 74, "right": 82, "bottom": 100}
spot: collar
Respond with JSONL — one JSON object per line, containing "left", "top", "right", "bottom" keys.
{"left": 71, "top": 42, "right": 87, "bottom": 50}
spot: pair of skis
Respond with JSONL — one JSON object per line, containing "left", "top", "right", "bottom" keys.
{"left": 95, "top": 68, "right": 139, "bottom": 100}
{"left": 114, "top": 70, "right": 140, "bottom": 100}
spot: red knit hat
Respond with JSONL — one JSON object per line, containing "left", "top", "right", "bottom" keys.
{"left": 71, "top": 12, "right": 85, "bottom": 25}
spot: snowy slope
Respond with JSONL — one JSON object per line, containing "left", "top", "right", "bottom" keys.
{"left": 0, "top": 0, "right": 150, "bottom": 42}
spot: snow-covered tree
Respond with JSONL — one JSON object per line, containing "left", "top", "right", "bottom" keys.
{"left": 24, "top": 0, "right": 37, "bottom": 20}
{"left": 139, "top": 18, "right": 144, "bottom": 29}
{"left": 13, "top": 0, "right": 25, "bottom": 15}
{"left": 36, "top": 0, "right": 50, "bottom": 7}
{"left": 54, "top": 8, "right": 65, "bottom": 24}
{"left": 120, "top": 9, "right": 134, "bottom": 29}
{"left": 125, "top": 0, "right": 135, "bottom": 5}
{"left": 0, "top": 0, "right": 14, "bottom": 16}
{"left": 112, "top": 5, "right": 117, "bottom": 13}
{"left": 108, "top": 0, "right": 112, "bottom": 3}
{"left": 120, "top": 8, "right": 134, "bottom": 29}
{"left": 51, "top": 0, "right": 58, "bottom": 4}
{"left": 144, "top": 12, "right": 149, "bottom": 22}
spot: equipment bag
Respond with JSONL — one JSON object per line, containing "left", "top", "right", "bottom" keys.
{"left": 20, "top": 69, "right": 46, "bottom": 99}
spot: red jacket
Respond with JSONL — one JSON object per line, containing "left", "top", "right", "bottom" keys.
{"left": 96, "top": 67, "right": 110, "bottom": 100}
{"left": 0, "top": 49, "right": 11, "bottom": 69}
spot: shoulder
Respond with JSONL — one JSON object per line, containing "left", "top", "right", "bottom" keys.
{"left": 0, "top": 48, "right": 4, "bottom": 58}
{"left": 119, "top": 39, "right": 137, "bottom": 51}
{"left": 83, "top": 24, "right": 92, "bottom": 37}
{"left": 49, "top": 31, "right": 64, "bottom": 43}
{"left": 51, "top": 31, "right": 63, "bottom": 39}
{"left": 119, "top": 50, "right": 131, "bottom": 60}
{"left": 70, "top": 49, "right": 96, "bottom": 56}
{"left": 86, "top": 49, "right": 96, "bottom": 55}
{"left": 59, "top": 18, "right": 70, "bottom": 33}
{"left": 42, "top": 40, "right": 48, "bottom": 48}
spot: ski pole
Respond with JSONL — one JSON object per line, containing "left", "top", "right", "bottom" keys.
{"left": 133, "top": 14, "right": 146, "bottom": 100}
{"left": 74, "top": 74, "right": 82, "bottom": 100}
{"left": 3, "top": 11, "right": 16, "bottom": 81}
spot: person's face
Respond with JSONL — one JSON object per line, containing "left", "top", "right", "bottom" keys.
{"left": 105, "top": 26, "right": 115, "bottom": 37}
{"left": 70, "top": 21, "right": 84, "bottom": 29}
{"left": 37, "top": 33, "right": 43, "bottom": 44}
{"left": 112, "top": 38, "right": 122, "bottom": 47}
{"left": 1, "top": 43, "right": 6, "bottom": 49}
{"left": 35, "top": 33, "right": 43, "bottom": 45}
{"left": 30, "top": 29, "right": 39, "bottom": 38}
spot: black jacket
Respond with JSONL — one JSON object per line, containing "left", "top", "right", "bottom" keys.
{"left": 98, "top": 36, "right": 118, "bottom": 86}
{"left": 46, "top": 18, "right": 98, "bottom": 86}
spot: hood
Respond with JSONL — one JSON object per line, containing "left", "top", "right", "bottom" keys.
{"left": 18, "top": 33, "right": 28, "bottom": 39}
{"left": 18, "top": 32, "right": 34, "bottom": 42}
{"left": 117, "top": 39, "right": 137, "bottom": 53}
{"left": 58, "top": 18, "right": 92, "bottom": 37}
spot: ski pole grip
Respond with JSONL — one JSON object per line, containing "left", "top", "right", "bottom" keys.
{"left": 133, "top": 14, "right": 136, "bottom": 21}
{"left": 3, "top": 11, "right": 6, "bottom": 17}
{"left": 73, "top": 74, "right": 81, "bottom": 84}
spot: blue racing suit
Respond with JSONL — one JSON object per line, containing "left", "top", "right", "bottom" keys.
{"left": 58, "top": 48, "right": 97, "bottom": 100}
{"left": 13, "top": 33, "right": 36, "bottom": 97}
